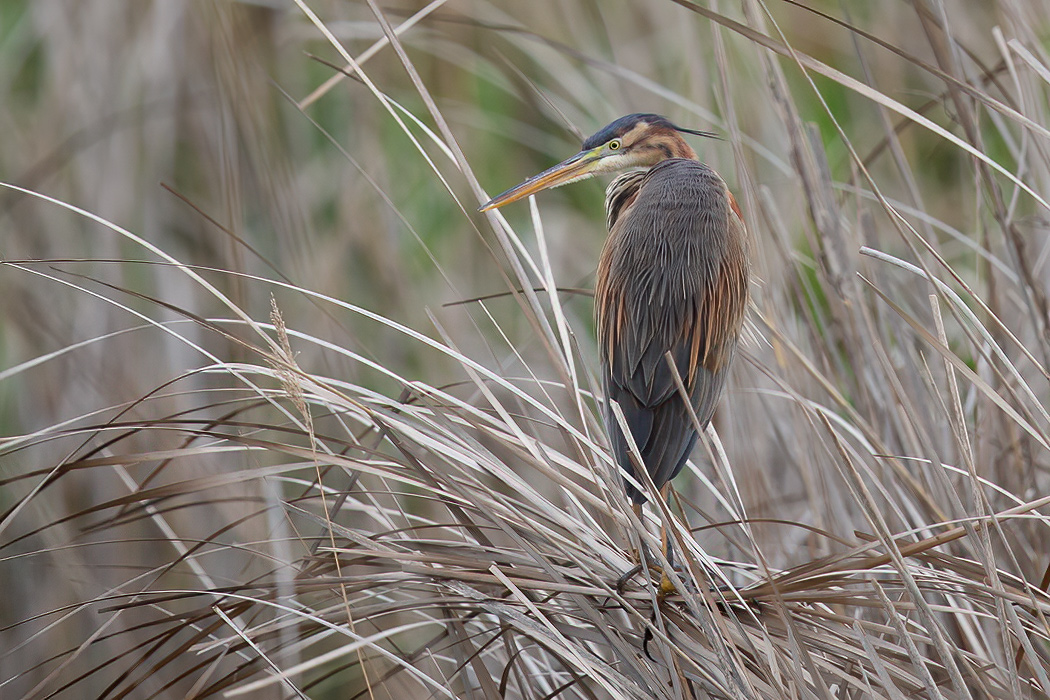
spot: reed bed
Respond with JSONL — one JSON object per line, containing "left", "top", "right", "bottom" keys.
{"left": 2, "top": 1, "right": 1050, "bottom": 697}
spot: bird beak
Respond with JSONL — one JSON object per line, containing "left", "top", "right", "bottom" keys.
{"left": 478, "top": 147, "right": 603, "bottom": 212}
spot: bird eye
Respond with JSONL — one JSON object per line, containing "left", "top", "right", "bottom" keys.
{"left": 608, "top": 139, "right": 621, "bottom": 151}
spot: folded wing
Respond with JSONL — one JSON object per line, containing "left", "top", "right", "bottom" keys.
{"left": 596, "top": 159, "right": 748, "bottom": 503}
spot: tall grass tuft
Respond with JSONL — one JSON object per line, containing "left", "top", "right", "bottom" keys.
{"left": 2, "top": 1, "right": 1050, "bottom": 697}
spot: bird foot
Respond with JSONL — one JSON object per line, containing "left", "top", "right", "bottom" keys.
{"left": 657, "top": 570, "right": 677, "bottom": 598}
{"left": 616, "top": 561, "right": 683, "bottom": 597}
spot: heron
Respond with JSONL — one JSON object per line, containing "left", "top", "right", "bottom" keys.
{"left": 479, "top": 113, "right": 750, "bottom": 587}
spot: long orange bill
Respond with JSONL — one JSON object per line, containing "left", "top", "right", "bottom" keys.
{"left": 478, "top": 148, "right": 600, "bottom": 212}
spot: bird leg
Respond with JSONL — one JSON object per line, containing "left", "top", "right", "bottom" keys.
{"left": 617, "top": 495, "right": 679, "bottom": 597}
{"left": 657, "top": 484, "right": 677, "bottom": 597}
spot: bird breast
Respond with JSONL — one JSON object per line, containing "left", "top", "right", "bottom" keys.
{"left": 602, "top": 158, "right": 742, "bottom": 301}
{"left": 596, "top": 158, "right": 750, "bottom": 377}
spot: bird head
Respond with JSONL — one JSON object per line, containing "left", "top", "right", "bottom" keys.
{"left": 478, "top": 113, "right": 717, "bottom": 212}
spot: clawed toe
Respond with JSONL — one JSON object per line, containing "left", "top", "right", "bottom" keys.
{"left": 615, "top": 563, "right": 644, "bottom": 593}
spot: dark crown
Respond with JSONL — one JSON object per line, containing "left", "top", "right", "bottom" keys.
{"left": 581, "top": 113, "right": 717, "bottom": 150}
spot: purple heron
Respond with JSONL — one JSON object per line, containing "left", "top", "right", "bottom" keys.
{"left": 479, "top": 114, "right": 750, "bottom": 579}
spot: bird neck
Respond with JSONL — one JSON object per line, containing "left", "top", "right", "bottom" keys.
{"left": 665, "top": 134, "right": 698, "bottom": 160}
{"left": 639, "top": 130, "right": 699, "bottom": 164}
{"left": 605, "top": 171, "right": 647, "bottom": 230}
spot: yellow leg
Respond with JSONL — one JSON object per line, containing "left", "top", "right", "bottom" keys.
{"left": 619, "top": 491, "right": 678, "bottom": 596}
{"left": 657, "top": 484, "right": 676, "bottom": 597}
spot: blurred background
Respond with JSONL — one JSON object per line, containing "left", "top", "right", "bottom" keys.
{"left": 2, "top": 1, "right": 1050, "bottom": 697}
